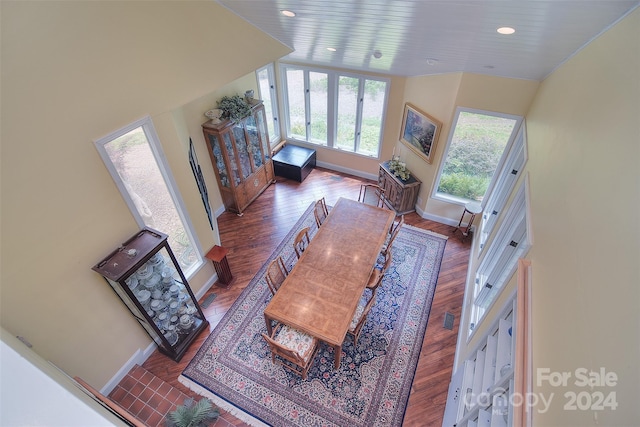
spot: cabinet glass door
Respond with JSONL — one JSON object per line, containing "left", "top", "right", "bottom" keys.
{"left": 256, "top": 109, "right": 271, "bottom": 161}
{"left": 222, "top": 133, "right": 241, "bottom": 186}
{"left": 208, "top": 135, "right": 230, "bottom": 188}
{"left": 246, "top": 114, "right": 264, "bottom": 170}
{"left": 232, "top": 124, "right": 252, "bottom": 179}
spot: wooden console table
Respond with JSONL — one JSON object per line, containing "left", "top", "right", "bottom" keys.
{"left": 378, "top": 161, "right": 422, "bottom": 214}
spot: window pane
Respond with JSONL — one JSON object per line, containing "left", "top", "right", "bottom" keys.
{"left": 437, "top": 111, "right": 517, "bottom": 202}
{"left": 257, "top": 67, "right": 278, "bottom": 141}
{"left": 308, "top": 72, "right": 328, "bottom": 145}
{"left": 336, "top": 76, "right": 358, "bottom": 151}
{"left": 285, "top": 68, "right": 306, "bottom": 140}
{"left": 358, "top": 79, "right": 386, "bottom": 156}
{"left": 104, "top": 127, "right": 197, "bottom": 271}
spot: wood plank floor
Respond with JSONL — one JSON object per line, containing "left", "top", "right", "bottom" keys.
{"left": 141, "top": 166, "right": 471, "bottom": 426}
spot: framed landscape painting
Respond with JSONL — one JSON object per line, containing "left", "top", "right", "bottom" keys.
{"left": 399, "top": 103, "right": 441, "bottom": 164}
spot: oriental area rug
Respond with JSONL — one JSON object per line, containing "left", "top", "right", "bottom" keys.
{"left": 180, "top": 203, "right": 447, "bottom": 427}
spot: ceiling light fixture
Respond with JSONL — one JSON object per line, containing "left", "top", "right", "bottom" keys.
{"left": 327, "top": 47, "right": 337, "bottom": 52}
{"left": 497, "top": 26, "right": 515, "bottom": 35}
{"left": 426, "top": 58, "right": 438, "bottom": 66}
{"left": 373, "top": 50, "right": 382, "bottom": 59}
{"left": 281, "top": 10, "right": 296, "bottom": 17}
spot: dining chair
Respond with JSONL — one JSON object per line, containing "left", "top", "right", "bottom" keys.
{"left": 265, "top": 256, "right": 288, "bottom": 296}
{"left": 347, "top": 292, "right": 377, "bottom": 345}
{"left": 261, "top": 323, "right": 320, "bottom": 380}
{"left": 381, "top": 215, "right": 404, "bottom": 256}
{"left": 293, "top": 227, "right": 311, "bottom": 259}
{"left": 366, "top": 248, "right": 393, "bottom": 297}
{"left": 313, "top": 197, "right": 329, "bottom": 228}
{"left": 358, "top": 184, "right": 385, "bottom": 208}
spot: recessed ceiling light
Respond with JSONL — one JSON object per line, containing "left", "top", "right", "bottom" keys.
{"left": 373, "top": 50, "right": 382, "bottom": 59}
{"left": 326, "top": 47, "right": 337, "bottom": 52}
{"left": 281, "top": 10, "right": 296, "bottom": 17}
{"left": 497, "top": 26, "right": 515, "bottom": 35}
{"left": 426, "top": 58, "right": 438, "bottom": 66}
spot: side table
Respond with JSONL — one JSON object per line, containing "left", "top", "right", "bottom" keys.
{"left": 456, "top": 202, "right": 483, "bottom": 239}
{"left": 205, "top": 245, "right": 233, "bottom": 286}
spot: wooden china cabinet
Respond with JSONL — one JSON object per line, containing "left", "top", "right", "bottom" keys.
{"left": 202, "top": 101, "right": 274, "bottom": 214}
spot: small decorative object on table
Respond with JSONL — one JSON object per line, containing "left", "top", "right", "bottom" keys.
{"left": 388, "top": 155, "right": 410, "bottom": 181}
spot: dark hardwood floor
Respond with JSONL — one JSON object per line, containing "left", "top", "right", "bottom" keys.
{"left": 141, "top": 166, "right": 471, "bottom": 426}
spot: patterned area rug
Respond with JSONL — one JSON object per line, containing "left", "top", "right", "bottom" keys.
{"left": 180, "top": 203, "right": 447, "bottom": 427}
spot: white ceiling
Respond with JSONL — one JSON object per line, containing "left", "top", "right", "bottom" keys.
{"left": 216, "top": 0, "right": 639, "bottom": 81}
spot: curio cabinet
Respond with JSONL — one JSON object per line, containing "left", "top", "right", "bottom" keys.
{"left": 92, "top": 228, "right": 208, "bottom": 362}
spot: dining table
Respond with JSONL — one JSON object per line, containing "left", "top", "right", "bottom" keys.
{"left": 263, "top": 197, "right": 396, "bottom": 369}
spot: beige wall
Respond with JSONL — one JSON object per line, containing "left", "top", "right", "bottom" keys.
{"left": 1, "top": 1, "right": 289, "bottom": 388}
{"left": 525, "top": 8, "right": 640, "bottom": 425}
{"left": 401, "top": 73, "right": 539, "bottom": 221}
{"left": 453, "top": 8, "right": 640, "bottom": 426}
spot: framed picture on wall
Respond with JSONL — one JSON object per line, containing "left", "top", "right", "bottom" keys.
{"left": 399, "top": 103, "right": 442, "bottom": 164}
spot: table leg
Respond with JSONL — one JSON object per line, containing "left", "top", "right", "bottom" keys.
{"left": 333, "top": 344, "right": 341, "bottom": 369}
{"left": 264, "top": 314, "right": 273, "bottom": 336}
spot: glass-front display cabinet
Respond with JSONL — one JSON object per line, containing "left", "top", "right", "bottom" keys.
{"left": 92, "top": 228, "right": 208, "bottom": 362}
{"left": 202, "top": 101, "right": 274, "bottom": 214}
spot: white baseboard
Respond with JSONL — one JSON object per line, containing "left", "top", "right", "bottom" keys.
{"left": 315, "top": 160, "right": 378, "bottom": 181}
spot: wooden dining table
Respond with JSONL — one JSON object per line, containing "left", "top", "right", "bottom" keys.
{"left": 264, "top": 197, "right": 396, "bottom": 369}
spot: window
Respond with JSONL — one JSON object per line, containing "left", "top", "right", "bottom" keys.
{"left": 434, "top": 108, "right": 522, "bottom": 205}
{"left": 469, "top": 176, "right": 531, "bottom": 336}
{"left": 281, "top": 64, "right": 389, "bottom": 157}
{"left": 480, "top": 122, "right": 528, "bottom": 250}
{"left": 95, "top": 117, "right": 202, "bottom": 276}
{"left": 256, "top": 63, "right": 281, "bottom": 144}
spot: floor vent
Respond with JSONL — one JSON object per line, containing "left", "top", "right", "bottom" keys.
{"left": 443, "top": 312, "right": 455, "bottom": 330}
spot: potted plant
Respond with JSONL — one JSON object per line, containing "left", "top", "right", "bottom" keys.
{"left": 216, "top": 95, "right": 252, "bottom": 123}
{"left": 165, "top": 397, "right": 220, "bottom": 427}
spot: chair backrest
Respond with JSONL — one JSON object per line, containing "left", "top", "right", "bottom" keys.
{"left": 265, "top": 256, "right": 288, "bottom": 295}
{"left": 382, "top": 215, "right": 404, "bottom": 255}
{"left": 293, "top": 227, "right": 311, "bottom": 259}
{"left": 367, "top": 248, "right": 392, "bottom": 293}
{"left": 358, "top": 184, "right": 385, "bottom": 208}
{"left": 261, "top": 332, "right": 306, "bottom": 366}
{"left": 314, "top": 198, "right": 328, "bottom": 228}
{"left": 349, "top": 292, "right": 377, "bottom": 344}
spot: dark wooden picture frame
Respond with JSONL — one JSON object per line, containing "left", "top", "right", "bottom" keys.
{"left": 399, "top": 103, "right": 442, "bottom": 164}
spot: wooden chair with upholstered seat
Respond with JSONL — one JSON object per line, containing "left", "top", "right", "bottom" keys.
{"left": 313, "top": 197, "right": 329, "bottom": 228}
{"left": 358, "top": 184, "right": 385, "bottom": 208}
{"left": 293, "top": 227, "right": 311, "bottom": 259}
{"left": 265, "top": 256, "right": 288, "bottom": 296}
{"left": 262, "top": 323, "right": 320, "bottom": 380}
{"left": 366, "top": 248, "right": 392, "bottom": 297}
{"left": 347, "top": 291, "right": 377, "bottom": 345}
{"left": 381, "top": 215, "right": 404, "bottom": 256}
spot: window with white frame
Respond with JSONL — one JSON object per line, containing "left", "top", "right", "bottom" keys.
{"left": 94, "top": 117, "right": 202, "bottom": 276}
{"left": 256, "top": 63, "right": 281, "bottom": 144}
{"left": 480, "top": 122, "right": 528, "bottom": 250}
{"left": 469, "top": 176, "right": 531, "bottom": 336}
{"left": 281, "top": 64, "right": 389, "bottom": 157}
{"left": 433, "top": 108, "right": 522, "bottom": 205}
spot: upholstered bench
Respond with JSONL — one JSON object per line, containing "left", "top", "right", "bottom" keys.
{"left": 272, "top": 144, "right": 316, "bottom": 182}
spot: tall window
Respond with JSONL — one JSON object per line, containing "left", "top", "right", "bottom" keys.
{"left": 256, "top": 63, "right": 281, "bottom": 144}
{"left": 469, "top": 177, "right": 531, "bottom": 336}
{"left": 281, "top": 64, "right": 388, "bottom": 157}
{"left": 434, "top": 108, "right": 522, "bottom": 204}
{"left": 95, "top": 117, "right": 202, "bottom": 276}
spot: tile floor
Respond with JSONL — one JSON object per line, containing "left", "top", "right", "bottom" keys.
{"left": 108, "top": 365, "right": 238, "bottom": 427}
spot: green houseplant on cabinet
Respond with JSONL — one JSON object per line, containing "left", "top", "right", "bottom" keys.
{"left": 216, "top": 95, "right": 252, "bottom": 123}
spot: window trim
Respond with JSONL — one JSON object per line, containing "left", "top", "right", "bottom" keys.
{"left": 467, "top": 174, "right": 532, "bottom": 341}
{"left": 94, "top": 116, "right": 204, "bottom": 278}
{"left": 280, "top": 63, "right": 390, "bottom": 159}
{"left": 432, "top": 106, "right": 523, "bottom": 206}
{"left": 256, "top": 63, "right": 281, "bottom": 145}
